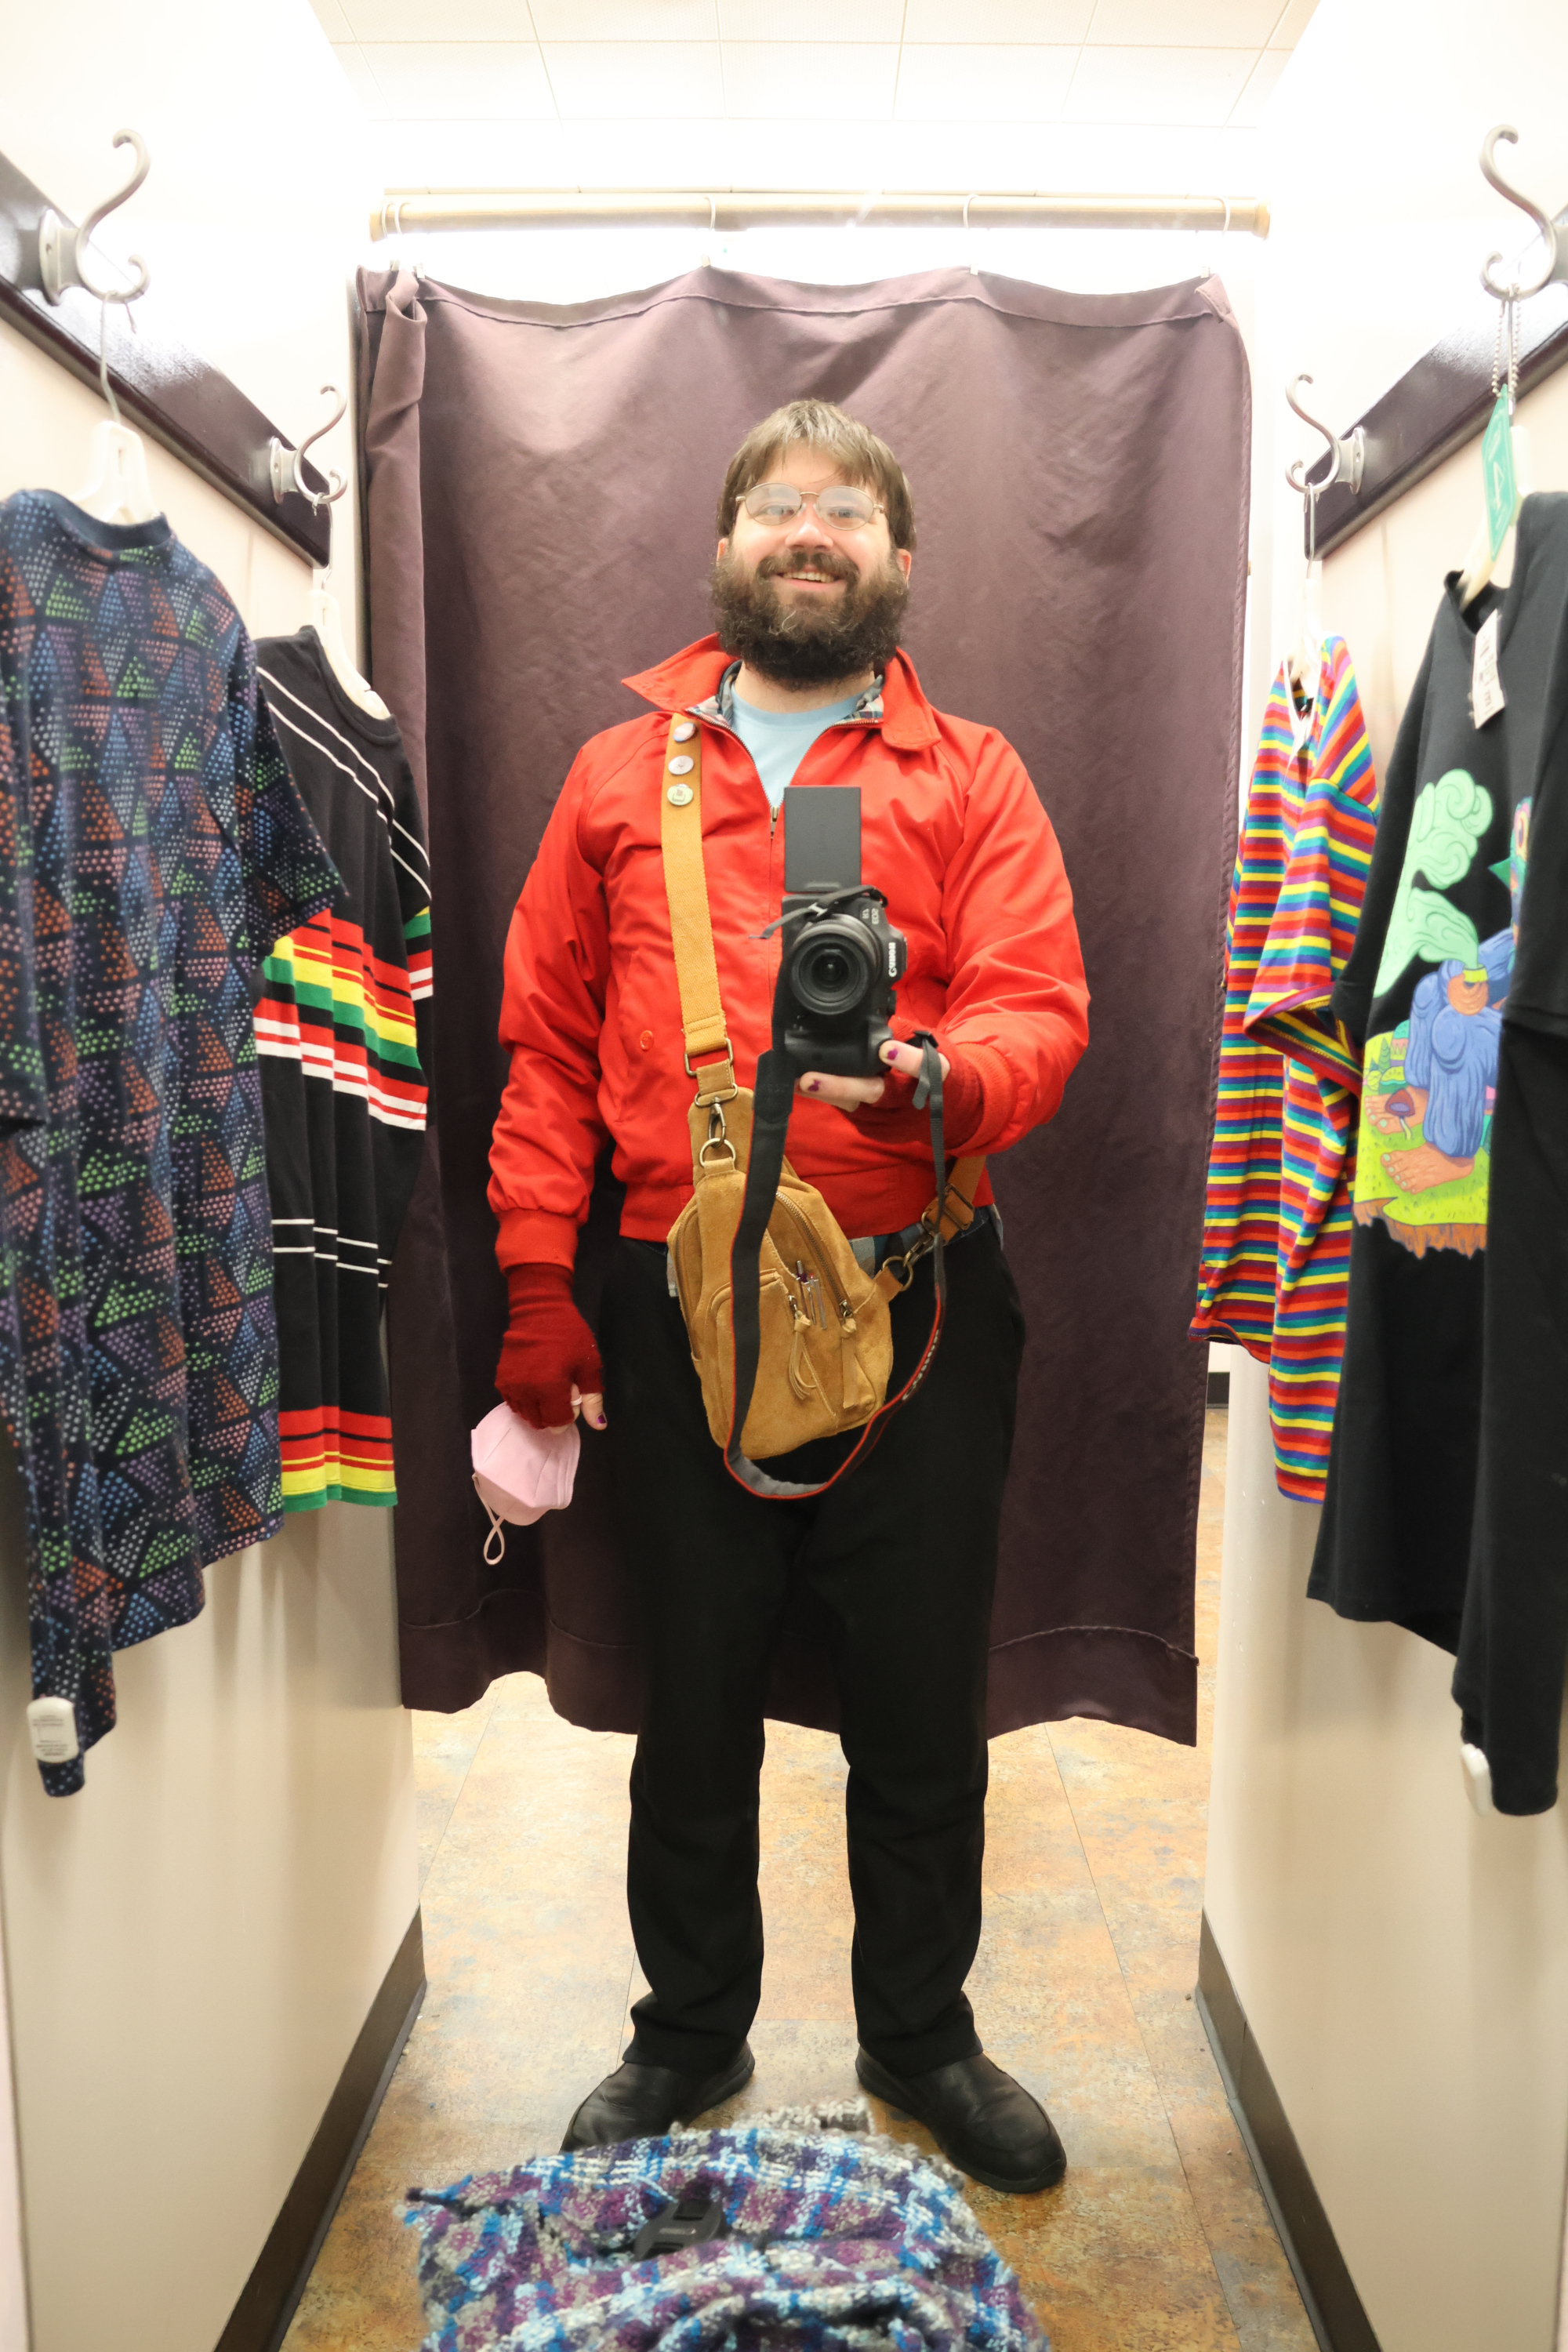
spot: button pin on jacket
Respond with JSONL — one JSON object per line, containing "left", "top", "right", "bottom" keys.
{"left": 668, "top": 753, "right": 695, "bottom": 775}
{"left": 672, "top": 720, "right": 696, "bottom": 742}
{"left": 667, "top": 782, "right": 694, "bottom": 806}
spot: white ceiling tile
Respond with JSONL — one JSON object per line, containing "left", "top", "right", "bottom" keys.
{"left": 1267, "top": 0, "right": 1319, "bottom": 45}
{"left": 721, "top": 41, "right": 899, "bottom": 118}
{"left": 719, "top": 0, "right": 903, "bottom": 38}
{"left": 1226, "top": 43, "right": 1288, "bottom": 124}
{"left": 543, "top": 38, "right": 724, "bottom": 115}
{"left": 1087, "top": 0, "right": 1280, "bottom": 41}
{"left": 1065, "top": 44, "right": 1255, "bottom": 122}
{"left": 310, "top": 0, "right": 355, "bottom": 40}
{"left": 895, "top": 44, "right": 1076, "bottom": 120}
{"left": 346, "top": 0, "right": 531, "bottom": 34}
{"left": 375, "top": 114, "right": 727, "bottom": 186}
{"left": 902, "top": 0, "right": 1094, "bottom": 35}
{"left": 357, "top": 41, "right": 557, "bottom": 116}
{"left": 529, "top": 0, "right": 717, "bottom": 36}
{"left": 369, "top": 107, "right": 1265, "bottom": 195}
{"left": 330, "top": 42, "right": 383, "bottom": 107}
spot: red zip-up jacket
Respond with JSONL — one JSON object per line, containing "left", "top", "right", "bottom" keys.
{"left": 490, "top": 637, "right": 1088, "bottom": 1269}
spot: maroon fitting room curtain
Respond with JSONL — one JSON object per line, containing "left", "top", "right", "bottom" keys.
{"left": 357, "top": 262, "right": 1248, "bottom": 1750}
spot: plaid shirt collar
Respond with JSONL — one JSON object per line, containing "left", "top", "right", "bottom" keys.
{"left": 691, "top": 660, "right": 886, "bottom": 730}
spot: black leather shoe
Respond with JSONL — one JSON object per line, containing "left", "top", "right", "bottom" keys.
{"left": 856, "top": 2048, "right": 1066, "bottom": 2193}
{"left": 561, "top": 2042, "right": 755, "bottom": 2152}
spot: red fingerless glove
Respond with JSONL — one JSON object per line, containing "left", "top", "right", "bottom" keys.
{"left": 495, "top": 1263, "right": 604, "bottom": 1430}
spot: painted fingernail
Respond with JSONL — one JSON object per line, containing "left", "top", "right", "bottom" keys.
{"left": 806, "top": 1077, "right": 820, "bottom": 1094}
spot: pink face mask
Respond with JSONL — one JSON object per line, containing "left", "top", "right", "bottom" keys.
{"left": 471, "top": 1401, "right": 580, "bottom": 1563}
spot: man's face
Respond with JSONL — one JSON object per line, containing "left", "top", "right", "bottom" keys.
{"left": 710, "top": 444, "right": 913, "bottom": 686}
{"left": 718, "top": 447, "right": 913, "bottom": 605}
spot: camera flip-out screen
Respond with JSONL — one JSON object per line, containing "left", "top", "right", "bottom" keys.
{"left": 783, "top": 786, "right": 861, "bottom": 892}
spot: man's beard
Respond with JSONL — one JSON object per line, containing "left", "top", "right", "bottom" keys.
{"left": 708, "top": 547, "right": 909, "bottom": 687}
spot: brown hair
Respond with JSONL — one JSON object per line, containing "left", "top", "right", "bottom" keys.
{"left": 716, "top": 398, "right": 916, "bottom": 553}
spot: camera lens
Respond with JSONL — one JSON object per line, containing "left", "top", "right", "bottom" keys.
{"left": 793, "top": 920, "right": 875, "bottom": 1018}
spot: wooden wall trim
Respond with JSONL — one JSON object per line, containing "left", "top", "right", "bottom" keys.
{"left": 0, "top": 146, "right": 332, "bottom": 567}
{"left": 216, "top": 1910, "right": 425, "bottom": 2352}
{"left": 1305, "top": 209, "right": 1568, "bottom": 559}
{"left": 1196, "top": 1913, "right": 1383, "bottom": 2352}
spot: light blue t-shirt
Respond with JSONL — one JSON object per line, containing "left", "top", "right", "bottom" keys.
{"left": 730, "top": 689, "right": 862, "bottom": 809}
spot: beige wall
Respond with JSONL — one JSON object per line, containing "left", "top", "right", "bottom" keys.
{"left": 0, "top": 9, "right": 417, "bottom": 2352}
{"left": 1205, "top": 5, "right": 1568, "bottom": 2350}
{"left": 0, "top": 1918, "right": 20, "bottom": 2352}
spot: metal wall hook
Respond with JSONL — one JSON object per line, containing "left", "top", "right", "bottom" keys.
{"left": 38, "top": 129, "right": 152, "bottom": 307}
{"left": 1283, "top": 372, "right": 1365, "bottom": 499}
{"left": 1479, "top": 124, "right": 1566, "bottom": 303}
{"left": 269, "top": 384, "right": 349, "bottom": 510}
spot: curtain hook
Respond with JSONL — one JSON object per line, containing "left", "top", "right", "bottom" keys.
{"left": 1478, "top": 123, "right": 1566, "bottom": 303}
{"left": 269, "top": 384, "right": 350, "bottom": 510}
{"left": 1283, "top": 372, "right": 1364, "bottom": 500}
{"left": 38, "top": 129, "right": 152, "bottom": 308}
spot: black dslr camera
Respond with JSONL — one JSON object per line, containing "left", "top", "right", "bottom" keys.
{"left": 777, "top": 786, "right": 907, "bottom": 1080}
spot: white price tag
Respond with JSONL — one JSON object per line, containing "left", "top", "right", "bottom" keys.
{"left": 26, "top": 1696, "right": 79, "bottom": 1766}
{"left": 1472, "top": 608, "right": 1505, "bottom": 728}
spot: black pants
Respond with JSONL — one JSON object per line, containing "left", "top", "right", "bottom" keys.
{"left": 600, "top": 1222, "right": 1025, "bottom": 2078}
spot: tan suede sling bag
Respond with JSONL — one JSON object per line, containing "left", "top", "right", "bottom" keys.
{"left": 659, "top": 713, "right": 985, "bottom": 1497}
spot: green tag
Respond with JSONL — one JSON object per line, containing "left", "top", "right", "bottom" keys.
{"left": 1483, "top": 391, "right": 1520, "bottom": 557}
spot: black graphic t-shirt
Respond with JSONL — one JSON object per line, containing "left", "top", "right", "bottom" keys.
{"left": 1310, "top": 494, "right": 1568, "bottom": 1650}
{"left": 1452, "top": 500, "right": 1568, "bottom": 1811}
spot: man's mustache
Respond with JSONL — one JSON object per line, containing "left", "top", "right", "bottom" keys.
{"left": 757, "top": 552, "right": 858, "bottom": 583}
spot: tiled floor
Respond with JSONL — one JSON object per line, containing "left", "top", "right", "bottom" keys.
{"left": 284, "top": 1409, "right": 1316, "bottom": 2350}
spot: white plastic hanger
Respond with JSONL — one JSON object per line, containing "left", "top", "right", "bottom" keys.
{"left": 74, "top": 416, "right": 159, "bottom": 527}
{"left": 39, "top": 131, "right": 163, "bottom": 531}
{"left": 271, "top": 383, "right": 390, "bottom": 722}
{"left": 70, "top": 286, "right": 162, "bottom": 525}
{"left": 309, "top": 564, "right": 390, "bottom": 722}
{"left": 1287, "top": 547, "right": 1323, "bottom": 712}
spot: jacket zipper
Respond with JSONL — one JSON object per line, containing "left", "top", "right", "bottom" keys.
{"left": 684, "top": 702, "right": 880, "bottom": 992}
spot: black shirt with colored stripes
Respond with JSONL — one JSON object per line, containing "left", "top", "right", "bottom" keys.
{"left": 255, "top": 626, "right": 432, "bottom": 1512}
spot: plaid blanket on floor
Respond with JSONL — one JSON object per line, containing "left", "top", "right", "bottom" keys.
{"left": 402, "top": 2100, "right": 1050, "bottom": 2350}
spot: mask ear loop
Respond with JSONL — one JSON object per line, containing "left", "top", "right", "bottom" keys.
{"left": 473, "top": 1472, "right": 508, "bottom": 1564}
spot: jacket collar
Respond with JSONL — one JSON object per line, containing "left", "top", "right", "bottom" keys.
{"left": 622, "top": 634, "right": 942, "bottom": 751}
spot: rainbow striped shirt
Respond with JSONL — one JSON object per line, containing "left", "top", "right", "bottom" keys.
{"left": 1192, "top": 640, "right": 1378, "bottom": 1502}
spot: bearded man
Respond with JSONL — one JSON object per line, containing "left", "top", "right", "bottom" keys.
{"left": 488, "top": 399, "right": 1089, "bottom": 2191}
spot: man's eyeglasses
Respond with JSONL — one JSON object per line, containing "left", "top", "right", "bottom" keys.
{"left": 741, "top": 482, "right": 885, "bottom": 533}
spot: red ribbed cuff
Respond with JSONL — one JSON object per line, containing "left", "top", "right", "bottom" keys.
{"left": 495, "top": 1206, "right": 579, "bottom": 1272}
{"left": 944, "top": 1041, "right": 1015, "bottom": 1152}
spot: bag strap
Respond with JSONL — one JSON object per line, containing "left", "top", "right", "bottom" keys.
{"left": 728, "top": 1033, "right": 960, "bottom": 1501}
{"left": 658, "top": 709, "right": 989, "bottom": 1499}
{"left": 659, "top": 713, "right": 735, "bottom": 1104}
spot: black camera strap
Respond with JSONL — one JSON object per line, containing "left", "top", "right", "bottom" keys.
{"left": 724, "top": 1027, "right": 950, "bottom": 1501}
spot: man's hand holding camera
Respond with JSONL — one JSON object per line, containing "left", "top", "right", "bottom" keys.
{"left": 799, "top": 1034, "right": 950, "bottom": 1114}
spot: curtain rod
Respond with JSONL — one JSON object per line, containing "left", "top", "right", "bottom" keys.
{"left": 372, "top": 189, "right": 1269, "bottom": 240}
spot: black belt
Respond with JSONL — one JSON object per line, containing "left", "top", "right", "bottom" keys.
{"left": 850, "top": 1200, "right": 1000, "bottom": 1278}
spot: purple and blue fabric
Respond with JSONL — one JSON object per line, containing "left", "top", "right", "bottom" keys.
{"left": 402, "top": 2105, "right": 1050, "bottom": 2350}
